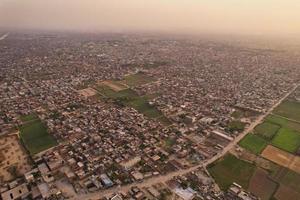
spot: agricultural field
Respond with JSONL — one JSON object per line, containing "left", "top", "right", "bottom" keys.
{"left": 248, "top": 169, "right": 278, "bottom": 200}
{"left": 19, "top": 117, "right": 57, "bottom": 155}
{"left": 261, "top": 145, "right": 300, "bottom": 174}
{"left": 119, "top": 72, "right": 155, "bottom": 87}
{"left": 274, "top": 185, "right": 300, "bottom": 200}
{"left": 208, "top": 154, "right": 255, "bottom": 190}
{"left": 271, "top": 128, "right": 300, "bottom": 153}
{"left": 254, "top": 121, "right": 280, "bottom": 140}
{"left": 95, "top": 85, "right": 170, "bottom": 125}
{"left": 273, "top": 100, "right": 300, "bottom": 122}
{"left": 266, "top": 114, "right": 300, "bottom": 132}
{"left": 239, "top": 134, "right": 268, "bottom": 154}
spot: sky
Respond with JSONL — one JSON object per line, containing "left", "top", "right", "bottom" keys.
{"left": 0, "top": 0, "right": 300, "bottom": 37}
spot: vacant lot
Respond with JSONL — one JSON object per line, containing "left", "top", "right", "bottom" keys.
{"left": 19, "top": 119, "right": 57, "bottom": 155}
{"left": 228, "top": 120, "right": 246, "bottom": 132}
{"left": 271, "top": 128, "right": 300, "bottom": 153}
{"left": 120, "top": 72, "right": 155, "bottom": 87}
{"left": 273, "top": 100, "right": 300, "bottom": 122}
{"left": 0, "top": 134, "right": 32, "bottom": 182}
{"left": 261, "top": 145, "right": 300, "bottom": 174}
{"left": 78, "top": 87, "right": 97, "bottom": 97}
{"left": 208, "top": 154, "right": 255, "bottom": 190}
{"left": 274, "top": 185, "right": 300, "bottom": 200}
{"left": 239, "top": 134, "right": 268, "bottom": 154}
{"left": 248, "top": 169, "right": 278, "bottom": 200}
{"left": 101, "top": 80, "right": 128, "bottom": 91}
{"left": 95, "top": 86, "right": 169, "bottom": 124}
{"left": 254, "top": 121, "right": 280, "bottom": 140}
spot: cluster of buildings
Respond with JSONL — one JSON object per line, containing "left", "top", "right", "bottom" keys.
{"left": 1, "top": 32, "right": 300, "bottom": 199}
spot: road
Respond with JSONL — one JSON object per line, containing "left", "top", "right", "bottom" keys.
{"left": 72, "top": 84, "right": 299, "bottom": 200}
{"left": 0, "top": 32, "right": 9, "bottom": 40}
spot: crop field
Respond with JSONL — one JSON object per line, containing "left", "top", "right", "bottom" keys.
{"left": 19, "top": 118, "right": 57, "bottom": 155}
{"left": 119, "top": 72, "right": 155, "bottom": 87}
{"left": 239, "top": 134, "right": 268, "bottom": 154}
{"left": 208, "top": 154, "right": 255, "bottom": 190}
{"left": 266, "top": 114, "right": 300, "bottom": 132}
{"left": 95, "top": 86, "right": 169, "bottom": 124}
{"left": 273, "top": 100, "right": 300, "bottom": 122}
{"left": 254, "top": 121, "right": 280, "bottom": 140}
{"left": 248, "top": 169, "right": 278, "bottom": 200}
{"left": 271, "top": 128, "right": 300, "bottom": 153}
{"left": 274, "top": 185, "right": 300, "bottom": 200}
{"left": 261, "top": 145, "right": 300, "bottom": 174}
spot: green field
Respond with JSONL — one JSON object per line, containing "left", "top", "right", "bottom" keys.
{"left": 95, "top": 86, "right": 168, "bottom": 122}
{"left": 239, "top": 134, "right": 268, "bottom": 154}
{"left": 228, "top": 120, "right": 246, "bottom": 132}
{"left": 254, "top": 122, "right": 280, "bottom": 140}
{"left": 271, "top": 128, "right": 300, "bottom": 153}
{"left": 19, "top": 119, "right": 57, "bottom": 155}
{"left": 266, "top": 115, "right": 300, "bottom": 133}
{"left": 208, "top": 154, "right": 256, "bottom": 190}
{"left": 273, "top": 100, "right": 300, "bottom": 122}
{"left": 20, "top": 114, "right": 39, "bottom": 122}
{"left": 119, "top": 72, "right": 155, "bottom": 87}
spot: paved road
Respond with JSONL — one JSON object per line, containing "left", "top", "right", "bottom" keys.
{"left": 0, "top": 32, "right": 9, "bottom": 40}
{"left": 72, "top": 84, "right": 299, "bottom": 200}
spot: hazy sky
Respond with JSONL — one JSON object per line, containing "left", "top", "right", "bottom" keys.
{"left": 1, "top": 0, "right": 300, "bottom": 36}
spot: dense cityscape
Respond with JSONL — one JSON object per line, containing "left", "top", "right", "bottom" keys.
{"left": 0, "top": 31, "right": 300, "bottom": 200}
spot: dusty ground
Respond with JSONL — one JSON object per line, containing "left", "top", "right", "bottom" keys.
{"left": 78, "top": 88, "right": 97, "bottom": 97}
{"left": 0, "top": 133, "right": 32, "bottom": 182}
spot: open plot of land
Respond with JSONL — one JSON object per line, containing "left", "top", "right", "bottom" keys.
{"left": 208, "top": 154, "right": 255, "bottom": 190}
{"left": 278, "top": 169, "right": 300, "bottom": 192}
{"left": 271, "top": 128, "right": 300, "bottom": 153}
{"left": 274, "top": 185, "right": 300, "bottom": 200}
{"left": 261, "top": 145, "right": 300, "bottom": 174}
{"left": 254, "top": 121, "right": 280, "bottom": 140}
{"left": 95, "top": 85, "right": 169, "bottom": 124}
{"left": 227, "top": 120, "right": 246, "bottom": 132}
{"left": 19, "top": 119, "right": 57, "bottom": 155}
{"left": 273, "top": 100, "right": 300, "bottom": 122}
{"left": 248, "top": 168, "right": 278, "bottom": 200}
{"left": 119, "top": 72, "right": 155, "bottom": 87}
{"left": 0, "top": 134, "right": 32, "bottom": 182}
{"left": 239, "top": 134, "right": 268, "bottom": 154}
{"left": 20, "top": 114, "right": 39, "bottom": 123}
{"left": 78, "top": 87, "right": 97, "bottom": 97}
{"left": 101, "top": 80, "right": 128, "bottom": 91}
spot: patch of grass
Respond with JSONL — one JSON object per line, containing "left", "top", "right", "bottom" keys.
{"left": 19, "top": 119, "right": 57, "bottom": 155}
{"left": 239, "top": 134, "right": 268, "bottom": 154}
{"left": 20, "top": 114, "right": 39, "bottom": 123}
{"left": 95, "top": 87, "right": 169, "bottom": 124}
{"left": 208, "top": 154, "right": 256, "bottom": 190}
{"left": 254, "top": 122, "right": 281, "bottom": 140}
{"left": 120, "top": 72, "right": 155, "bottom": 87}
{"left": 271, "top": 128, "right": 300, "bottom": 153}
{"left": 228, "top": 120, "right": 246, "bottom": 132}
{"left": 231, "top": 110, "right": 244, "bottom": 119}
{"left": 273, "top": 100, "right": 300, "bottom": 122}
{"left": 266, "top": 115, "right": 300, "bottom": 133}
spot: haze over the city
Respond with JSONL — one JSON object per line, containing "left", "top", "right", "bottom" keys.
{"left": 1, "top": 0, "right": 300, "bottom": 37}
